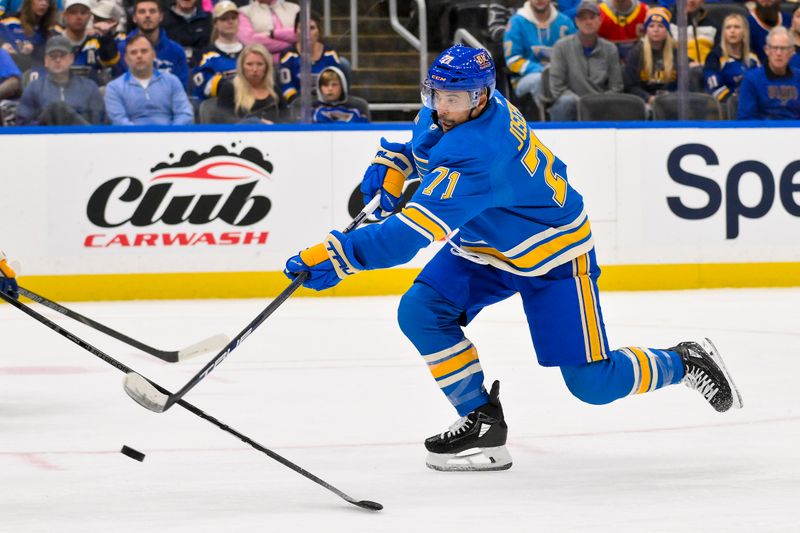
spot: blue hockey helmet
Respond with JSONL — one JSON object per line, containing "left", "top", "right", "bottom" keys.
{"left": 421, "top": 45, "right": 496, "bottom": 111}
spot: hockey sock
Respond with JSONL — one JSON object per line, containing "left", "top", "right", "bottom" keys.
{"left": 398, "top": 282, "right": 489, "bottom": 415}
{"left": 561, "top": 347, "right": 684, "bottom": 405}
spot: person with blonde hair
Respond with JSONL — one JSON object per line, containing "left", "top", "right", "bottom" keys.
{"left": 704, "top": 13, "right": 759, "bottom": 103}
{"left": 216, "top": 42, "right": 282, "bottom": 123}
{"left": 623, "top": 7, "right": 676, "bottom": 104}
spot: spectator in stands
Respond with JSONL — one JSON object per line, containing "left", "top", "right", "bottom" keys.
{"left": 598, "top": 0, "right": 647, "bottom": 61}
{"left": 0, "top": 0, "right": 58, "bottom": 70}
{"left": 704, "top": 13, "right": 759, "bottom": 103}
{"left": 238, "top": 0, "right": 298, "bottom": 64}
{"left": 669, "top": 0, "right": 718, "bottom": 66}
{"left": 278, "top": 11, "right": 340, "bottom": 104}
{"left": 191, "top": 0, "right": 241, "bottom": 100}
{"left": 0, "top": 46, "right": 20, "bottom": 99}
{"left": 163, "top": 0, "right": 212, "bottom": 67}
{"left": 16, "top": 35, "right": 104, "bottom": 124}
{"left": 548, "top": 0, "right": 623, "bottom": 121}
{"left": 311, "top": 65, "right": 367, "bottom": 123}
{"left": 738, "top": 26, "right": 800, "bottom": 120}
{"left": 122, "top": 0, "right": 189, "bottom": 87}
{"left": 623, "top": 7, "right": 676, "bottom": 105}
{"left": 503, "top": 0, "right": 575, "bottom": 102}
{"left": 216, "top": 42, "right": 281, "bottom": 123}
{"left": 54, "top": 0, "right": 124, "bottom": 86}
{"left": 747, "top": 0, "right": 790, "bottom": 64}
{"left": 105, "top": 33, "right": 193, "bottom": 124}
{"left": 790, "top": 4, "right": 800, "bottom": 69}
{"left": 0, "top": 0, "right": 61, "bottom": 18}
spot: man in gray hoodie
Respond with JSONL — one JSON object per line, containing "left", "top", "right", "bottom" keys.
{"left": 16, "top": 35, "right": 105, "bottom": 125}
{"left": 547, "top": 0, "right": 623, "bottom": 121}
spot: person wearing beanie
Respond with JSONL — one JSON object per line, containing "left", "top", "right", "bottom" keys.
{"left": 623, "top": 7, "right": 678, "bottom": 105}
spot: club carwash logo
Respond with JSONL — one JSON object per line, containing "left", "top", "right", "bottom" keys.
{"left": 84, "top": 144, "right": 273, "bottom": 248}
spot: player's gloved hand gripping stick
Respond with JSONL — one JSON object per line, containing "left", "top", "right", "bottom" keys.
{"left": 123, "top": 194, "right": 383, "bottom": 413}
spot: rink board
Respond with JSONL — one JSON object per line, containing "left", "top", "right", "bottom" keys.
{"left": 1, "top": 122, "right": 799, "bottom": 300}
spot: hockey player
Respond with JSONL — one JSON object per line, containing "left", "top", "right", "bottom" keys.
{"left": 0, "top": 251, "right": 18, "bottom": 300}
{"left": 284, "top": 45, "right": 743, "bottom": 472}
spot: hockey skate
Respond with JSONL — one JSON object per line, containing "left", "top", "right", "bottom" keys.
{"left": 672, "top": 338, "right": 743, "bottom": 412}
{"left": 425, "top": 380, "right": 512, "bottom": 472}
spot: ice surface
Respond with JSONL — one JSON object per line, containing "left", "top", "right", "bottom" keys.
{"left": 1, "top": 289, "right": 798, "bottom": 532}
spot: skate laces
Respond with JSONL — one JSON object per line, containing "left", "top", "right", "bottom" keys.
{"left": 684, "top": 366, "right": 718, "bottom": 401}
{"left": 440, "top": 415, "right": 472, "bottom": 438}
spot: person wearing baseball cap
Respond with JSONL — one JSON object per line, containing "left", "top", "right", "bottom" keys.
{"left": 547, "top": 0, "right": 624, "bottom": 121}
{"left": 190, "top": 0, "right": 243, "bottom": 100}
{"left": 16, "top": 33, "right": 106, "bottom": 125}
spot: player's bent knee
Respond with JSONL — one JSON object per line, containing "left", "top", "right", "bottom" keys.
{"left": 398, "top": 283, "right": 437, "bottom": 340}
{"left": 560, "top": 363, "right": 620, "bottom": 406}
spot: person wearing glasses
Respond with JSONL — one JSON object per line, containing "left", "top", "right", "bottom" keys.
{"left": 737, "top": 26, "right": 800, "bottom": 119}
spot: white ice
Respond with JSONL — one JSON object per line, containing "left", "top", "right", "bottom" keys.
{"left": 1, "top": 288, "right": 799, "bottom": 533}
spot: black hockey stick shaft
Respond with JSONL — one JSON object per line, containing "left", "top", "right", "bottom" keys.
{"left": 0, "top": 290, "right": 382, "bottom": 511}
{"left": 16, "top": 286, "right": 220, "bottom": 363}
{"left": 126, "top": 194, "right": 382, "bottom": 413}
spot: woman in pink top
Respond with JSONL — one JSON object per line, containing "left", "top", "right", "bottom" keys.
{"left": 237, "top": 0, "right": 299, "bottom": 63}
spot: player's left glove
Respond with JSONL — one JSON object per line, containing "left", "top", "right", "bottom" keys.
{"left": 284, "top": 231, "right": 364, "bottom": 291}
{"left": 361, "top": 138, "right": 414, "bottom": 220}
{"left": 0, "top": 251, "right": 19, "bottom": 300}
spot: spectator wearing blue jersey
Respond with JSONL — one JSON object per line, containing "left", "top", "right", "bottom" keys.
{"left": 503, "top": 0, "right": 575, "bottom": 101}
{"left": 191, "top": 0, "right": 241, "bottom": 100}
{"left": 548, "top": 0, "right": 623, "bottom": 121}
{"left": 738, "top": 26, "right": 800, "bottom": 120}
{"left": 0, "top": 46, "right": 20, "bottom": 98}
{"left": 105, "top": 33, "right": 194, "bottom": 125}
{"left": 16, "top": 35, "right": 105, "bottom": 124}
{"left": 704, "top": 13, "right": 759, "bottom": 103}
{"left": 163, "top": 0, "right": 212, "bottom": 67}
{"left": 0, "top": 0, "right": 58, "bottom": 70}
{"left": 278, "top": 11, "right": 340, "bottom": 104}
{"left": 121, "top": 0, "right": 189, "bottom": 88}
{"left": 0, "top": 0, "right": 60, "bottom": 18}
{"left": 311, "top": 66, "right": 367, "bottom": 123}
{"left": 51, "top": 0, "right": 124, "bottom": 86}
{"left": 747, "top": 0, "right": 790, "bottom": 64}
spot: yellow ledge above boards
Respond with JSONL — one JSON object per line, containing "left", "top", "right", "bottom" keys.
{"left": 5, "top": 262, "right": 800, "bottom": 303}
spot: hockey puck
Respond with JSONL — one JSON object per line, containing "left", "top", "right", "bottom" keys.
{"left": 120, "top": 445, "right": 146, "bottom": 462}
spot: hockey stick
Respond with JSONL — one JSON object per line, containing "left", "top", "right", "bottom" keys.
{"left": 0, "top": 290, "right": 382, "bottom": 511}
{"left": 123, "top": 194, "right": 382, "bottom": 414}
{"left": 16, "top": 286, "right": 229, "bottom": 363}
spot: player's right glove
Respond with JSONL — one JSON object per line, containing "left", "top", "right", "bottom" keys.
{"left": 360, "top": 137, "right": 414, "bottom": 220}
{"left": 0, "top": 251, "right": 19, "bottom": 300}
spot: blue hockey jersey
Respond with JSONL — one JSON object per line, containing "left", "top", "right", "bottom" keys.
{"left": 704, "top": 46, "right": 759, "bottom": 102}
{"left": 278, "top": 44, "right": 341, "bottom": 103}
{"left": 347, "top": 92, "right": 593, "bottom": 277}
{"left": 191, "top": 44, "right": 240, "bottom": 100}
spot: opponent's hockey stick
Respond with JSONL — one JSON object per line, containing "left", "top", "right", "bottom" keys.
{"left": 16, "top": 286, "right": 229, "bottom": 363}
{"left": 122, "top": 194, "right": 382, "bottom": 414}
{"left": 0, "top": 290, "right": 382, "bottom": 512}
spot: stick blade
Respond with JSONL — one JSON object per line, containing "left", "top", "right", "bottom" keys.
{"left": 123, "top": 372, "right": 169, "bottom": 413}
{"left": 177, "top": 333, "right": 230, "bottom": 361}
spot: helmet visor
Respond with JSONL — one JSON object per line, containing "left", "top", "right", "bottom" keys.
{"left": 421, "top": 78, "right": 481, "bottom": 113}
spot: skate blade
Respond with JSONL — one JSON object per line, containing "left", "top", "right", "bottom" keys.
{"left": 703, "top": 338, "right": 743, "bottom": 409}
{"left": 426, "top": 446, "right": 512, "bottom": 472}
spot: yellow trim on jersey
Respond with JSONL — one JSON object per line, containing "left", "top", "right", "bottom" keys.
{"left": 209, "top": 74, "right": 222, "bottom": 97}
{"left": 399, "top": 205, "right": 448, "bottom": 241}
{"left": 283, "top": 87, "right": 298, "bottom": 100}
{"left": 507, "top": 56, "right": 527, "bottom": 74}
{"left": 463, "top": 217, "right": 591, "bottom": 270}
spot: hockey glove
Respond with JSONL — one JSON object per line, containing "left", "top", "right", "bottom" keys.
{"left": 361, "top": 137, "right": 414, "bottom": 220}
{"left": 284, "top": 230, "right": 364, "bottom": 291}
{"left": 0, "top": 251, "right": 19, "bottom": 300}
